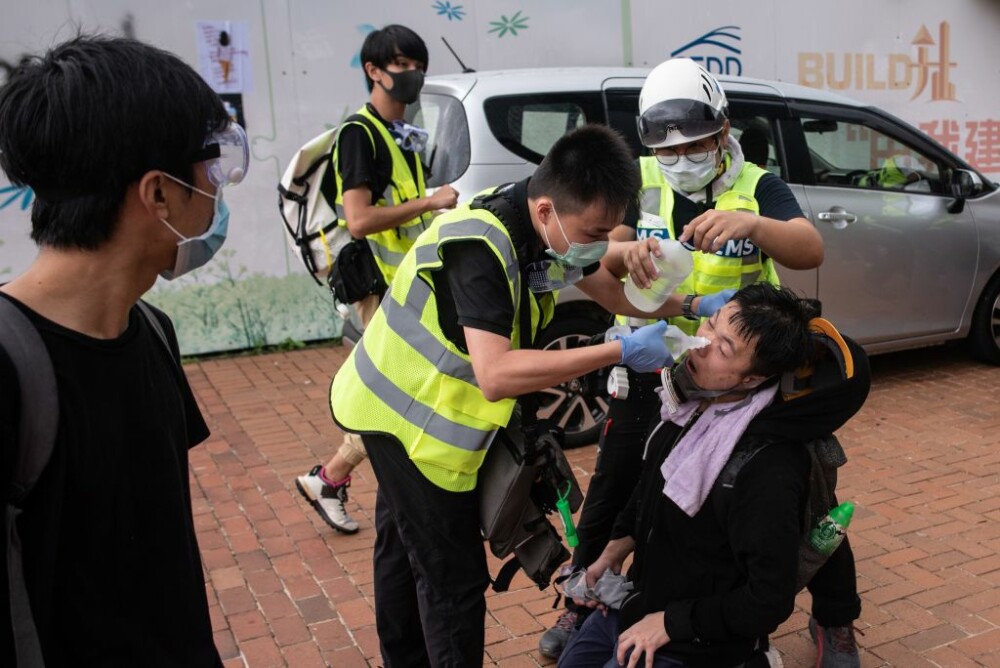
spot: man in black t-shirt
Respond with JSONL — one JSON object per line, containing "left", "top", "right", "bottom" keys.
{"left": 296, "top": 25, "right": 460, "bottom": 536}
{"left": 0, "top": 36, "right": 248, "bottom": 666}
{"left": 327, "top": 125, "right": 738, "bottom": 667}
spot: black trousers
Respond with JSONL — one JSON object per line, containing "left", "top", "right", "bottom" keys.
{"left": 568, "top": 371, "right": 862, "bottom": 627}
{"left": 571, "top": 372, "right": 661, "bottom": 571}
{"left": 364, "top": 433, "right": 489, "bottom": 668}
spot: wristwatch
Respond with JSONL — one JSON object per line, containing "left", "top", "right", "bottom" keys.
{"left": 681, "top": 294, "right": 699, "bottom": 320}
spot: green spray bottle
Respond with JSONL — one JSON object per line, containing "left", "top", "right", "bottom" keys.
{"left": 808, "top": 501, "right": 855, "bottom": 555}
{"left": 556, "top": 481, "right": 579, "bottom": 548}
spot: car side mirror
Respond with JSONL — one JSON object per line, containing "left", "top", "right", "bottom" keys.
{"left": 948, "top": 169, "right": 982, "bottom": 214}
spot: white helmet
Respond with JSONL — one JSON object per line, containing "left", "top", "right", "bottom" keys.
{"left": 637, "top": 58, "right": 728, "bottom": 149}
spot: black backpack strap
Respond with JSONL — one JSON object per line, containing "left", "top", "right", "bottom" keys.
{"left": 0, "top": 297, "right": 56, "bottom": 668}
{"left": 711, "top": 436, "right": 776, "bottom": 538}
{"left": 135, "top": 301, "right": 189, "bottom": 400}
{"left": 341, "top": 112, "right": 389, "bottom": 192}
{"left": 471, "top": 187, "right": 543, "bottom": 424}
{"left": 491, "top": 556, "right": 523, "bottom": 593}
{"left": 471, "top": 185, "right": 531, "bottom": 268}
{"left": 716, "top": 436, "right": 775, "bottom": 491}
{"left": 135, "top": 300, "right": 176, "bottom": 364}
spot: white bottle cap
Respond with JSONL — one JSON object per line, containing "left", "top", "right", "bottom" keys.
{"left": 607, "top": 366, "right": 630, "bottom": 400}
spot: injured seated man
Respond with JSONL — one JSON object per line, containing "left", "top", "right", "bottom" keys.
{"left": 558, "top": 283, "right": 871, "bottom": 668}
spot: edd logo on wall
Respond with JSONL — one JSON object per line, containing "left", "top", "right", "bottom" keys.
{"left": 670, "top": 26, "right": 742, "bottom": 76}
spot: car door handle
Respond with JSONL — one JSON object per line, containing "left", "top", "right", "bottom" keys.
{"left": 817, "top": 208, "right": 857, "bottom": 226}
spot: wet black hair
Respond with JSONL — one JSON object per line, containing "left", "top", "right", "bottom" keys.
{"left": 528, "top": 124, "right": 640, "bottom": 220}
{"left": 360, "top": 25, "right": 429, "bottom": 92}
{"left": 730, "top": 283, "right": 816, "bottom": 379}
{"left": 0, "top": 34, "right": 229, "bottom": 250}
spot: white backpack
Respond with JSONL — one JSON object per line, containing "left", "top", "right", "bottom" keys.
{"left": 278, "top": 126, "right": 355, "bottom": 280}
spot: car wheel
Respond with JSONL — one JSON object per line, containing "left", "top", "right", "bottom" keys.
{"left": 533, "top": 314, "right": 612, "bottom": 449}
{"left": 968, "top": 274, "right": 1000, "bottom": 364}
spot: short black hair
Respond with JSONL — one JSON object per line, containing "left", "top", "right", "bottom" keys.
{"left": 0, "top": 35, "right": 229, "bottom": 250}
{"left": 729, "top": 283, "right": 816, "bottom": 378}
{"left": 360, "top": 25, "right": 429, "bottom": 92}
{"left": 527, "top": 124, "right": 640, "bottom": 220}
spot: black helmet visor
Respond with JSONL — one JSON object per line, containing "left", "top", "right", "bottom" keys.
{"left": 636, "top": 98, "right": 726, "bottom": 147}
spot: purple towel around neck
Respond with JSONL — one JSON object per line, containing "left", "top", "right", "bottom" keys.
{"left": 659, "top": 384, "right": 778, "bottom": 517}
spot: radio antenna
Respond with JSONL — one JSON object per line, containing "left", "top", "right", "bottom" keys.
{"left": 441, "top": 37, "right": 475, "bottom": 73}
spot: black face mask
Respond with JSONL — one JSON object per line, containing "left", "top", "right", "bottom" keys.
{"left": 380, "top": 69, "right": 425, "bottom": 105}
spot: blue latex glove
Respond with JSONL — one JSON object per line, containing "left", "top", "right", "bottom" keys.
{"left": 697, "top": 288, "right": 737, "bottom": 317}
{"left": 617, "top": 320, "right": 674, "bottom": 373}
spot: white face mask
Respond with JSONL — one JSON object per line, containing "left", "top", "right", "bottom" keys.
{"left": 657, "top": 153, "right": 721, "bottom": 193}
{"left": 157, "top": 174, "right": 229, "bottom": 280}
{"left": 542, "top": 206, "right": 609, "bottom": 268}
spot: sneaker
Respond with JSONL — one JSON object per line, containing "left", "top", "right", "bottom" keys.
{"left": 538, "top": 609, "right": 579, "bottom": 659}
{"left": 295, "top": 465, "right": 360, "bottom": 534}
{"left": 808, "top": 617, "right": 860, "bottom": 668}
{"left": 341, "top": 319, "right": 363, "bottom": 348}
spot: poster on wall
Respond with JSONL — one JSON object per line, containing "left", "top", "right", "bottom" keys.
{"left": 220, "top": 93, "right": 246, "bottom": 130}
{"left": 196, "top": 21, "right": 252, "bottom": 94}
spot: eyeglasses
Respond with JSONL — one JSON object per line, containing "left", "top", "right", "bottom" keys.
{"left": 653, "top": 135, "right": 721, "bottom": 166}
{"left": 190, "top": 122, "right": 249, "bottom": 187}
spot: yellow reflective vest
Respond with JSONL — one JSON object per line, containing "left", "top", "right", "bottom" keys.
{"left": 634, "top": 156, "right": 780, "bottom": 334}
{"left": 329, "top": 195, "right": 554, "bottom": 492}
{"left": 333, "top": 106, "right": 431, "bottom": 286}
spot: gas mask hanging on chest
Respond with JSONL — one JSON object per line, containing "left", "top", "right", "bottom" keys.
{"left": 659, "top": 355, "right": 741, "bottom": 415}
{"left": 525, "top": 260, "right": 583, "bottom": 293}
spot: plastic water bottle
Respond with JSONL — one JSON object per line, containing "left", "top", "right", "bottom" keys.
{"left": 808, "top": 501, "right": 855, "bottom": 555}
{"left": 623, "top": 238, "right": 694, "bottom": 313}
{"left": 662, "top": 324, "right": 711, "bottom": 358}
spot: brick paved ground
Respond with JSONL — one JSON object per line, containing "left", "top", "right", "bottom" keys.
{"left": 184, "top": 342, "right": 1000, "bottom": 667}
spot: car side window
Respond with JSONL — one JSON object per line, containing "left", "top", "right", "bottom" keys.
{"left": 801, "top": 116, "right": 944, "bottom": 193}
{"left": 484, "top": 93, "right": 604, "bottom": 164}
{"left": 730, "top": 117, "right": 780, "bottom": 176}
{"left": 604, "top": 89, "right": 644, "bottom": 159}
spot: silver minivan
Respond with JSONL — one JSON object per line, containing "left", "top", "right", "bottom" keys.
{"left": 408, "top": 68, "right": 1000, "bottom": 445}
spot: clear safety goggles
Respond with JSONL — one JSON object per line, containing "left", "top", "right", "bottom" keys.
{"left": 189, "top": 122, "right": 249, "bottom": 187}
{"left": 636, "top": 99, "right": 725, "bottom": 148}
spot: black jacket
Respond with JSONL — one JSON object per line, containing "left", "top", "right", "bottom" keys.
{"left": 611, "top": 338, "right": 871, "bottom": 667}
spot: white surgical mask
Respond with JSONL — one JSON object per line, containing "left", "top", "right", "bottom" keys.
{"left": 657, "top": 154, "right": 721, "bottom": 193}
{"left": 542, "top": 206, "right": 608, "bottom": 268}
{"left": 158, "top": 174, "right": 229, "bottom": 280}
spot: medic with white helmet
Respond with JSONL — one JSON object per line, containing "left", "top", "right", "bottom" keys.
{"left": 540, "top": 58, "right": 856, "bottom": 667}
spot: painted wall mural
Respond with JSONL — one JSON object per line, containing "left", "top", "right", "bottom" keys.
{"left": 2, "top": 1, "right": 998, "bottom": 354}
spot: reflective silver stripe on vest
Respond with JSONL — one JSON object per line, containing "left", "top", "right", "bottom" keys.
{"left": 369, "top": 239, "right": 406, "bottom": 266}
{"left": 353, "top": 340, "right": 491, "bottom": 451}
{"left": 382, "top": 185, "right": 396, "bottom": 207}
{"left": 400, "top": 221, "right": 428, "bottom": 241}
{"left": 381, "top": 279, "right": 479, "bottom": 385}
{"left": 413, "top": 218, "right": 520, "bottom": 286}
{"left": 740, "top": 258, "right": 764, "bottom": 287}
{"left": 641, "top": 187, "right": 662, "bottom": 215}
